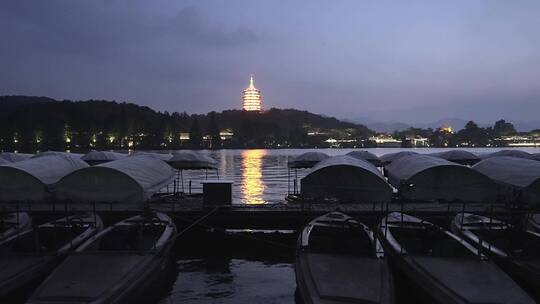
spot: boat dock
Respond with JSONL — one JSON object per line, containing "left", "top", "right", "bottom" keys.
{"left": 0, "top": 197, "right": 527, "bottom": 230}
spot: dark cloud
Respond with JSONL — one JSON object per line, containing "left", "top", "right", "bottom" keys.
{"left": 167, "top": 7, "right": 262, "bottom": 47}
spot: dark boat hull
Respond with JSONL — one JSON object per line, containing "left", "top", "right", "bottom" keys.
{"left": 296, "top": 252, "right": 393, "bottom": 304}
{"left": 382, "top": 247, "right": 458, "bottom": 304}
{"left": 494, "top": 257, "right": 540, "bottom": 302}
{"left": 295, "top": 212, "right": 394, "bottom": 304}
{"left": 103, "top": 236, "right": 175, "bottom": 304}
{"left": 379, "top": 212, "right": 534, "bottom": 304}
{"left": 27, "top": 212, "right": 176, "bottom": 304}
{"left": 0, "top": 256, "right": 59, "bottom": 299}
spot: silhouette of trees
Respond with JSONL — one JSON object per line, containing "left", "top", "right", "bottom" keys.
{"left": 492, "top": 119, "right": 517, "bottom": 137}
{"left": 457, "top": 121, "right": 489, "bottom": 147}
{"left": 2, "top": 95, "right": 534, "bottom": 151}
{"left": 189, "top": 118, "right": 203, "bottom": 148}
{"left": 207, "top": 111, "right": 221, "bottom": 149}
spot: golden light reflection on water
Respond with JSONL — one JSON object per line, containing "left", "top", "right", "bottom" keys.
{"left": 241, "top": 149, "right": 267, "bottom": 204}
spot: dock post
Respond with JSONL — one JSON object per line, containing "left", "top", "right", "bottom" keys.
{"left": 93, "top": 201, "right": 97, "bottom": 227}
{"left": 181, "top": 170, "right": 184, "bottom": 193}
{"left": 287, "top": 168, "right": 290, "bottom": 196}
{"left": 16, "top": 203, "right": 20, "bottom": 227}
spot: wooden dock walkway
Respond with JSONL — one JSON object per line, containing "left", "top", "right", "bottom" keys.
{"left": 0, "top": 196, "right": 525, "bottom": 230}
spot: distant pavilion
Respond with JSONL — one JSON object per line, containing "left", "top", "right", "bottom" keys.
{"left": 242, "top": 75, "right": 263, "bottom": 112}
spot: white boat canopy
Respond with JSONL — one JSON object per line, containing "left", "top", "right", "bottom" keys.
{"left": 287, "top": 152, "right": 329, "bottom": 169}
{"left": 32, "top": 151, "right": 84, "bottom": 159}
{"left": 301, "top": 155, "right": 392, "bottom": 203}
{"left": 380, "top": 151, "right": 418, "bottom": 166}
{"left": 386, "top": 154, "right": 496, "bottom": 203}
{"left": 479, "top": 149, "right": 533, "bottom": 160}
{"left": 473, "top": 156, "right": 540, "bottom": 205}
{"left": 130, "top": 151, "right": 172, "bottom": 161}
{"left": 0, "top": 152, "right": 33, "bottom": 163}
{"left": 54, "top": 155, "right": 175, "bottom": 204}
{"left": 167, "top": 151, "right": 217, "bottom": 169}
{"left": 0, "top": 154, "right": 89, "bottom": 202}
{"left": 346, "top": 151, "right": 381, "bottom": 166}
{"left": 81, "top": 151, "right": 128, "bottom": 165}
{"left": 428, "top": 150, "right": 480, "bottom": 166}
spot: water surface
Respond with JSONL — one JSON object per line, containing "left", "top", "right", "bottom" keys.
{"left": 175, "top": 147, "right": 540, "bottom": 204}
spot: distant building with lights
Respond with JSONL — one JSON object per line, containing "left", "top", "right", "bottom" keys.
{"left": 369, "top": 135, "right": 402, "bottom": 147}
{"left": 242, "top": 75, "right": 263, "bottom": 111}
{"left": 440, "top": 125, "right": 454, "bottom": 133}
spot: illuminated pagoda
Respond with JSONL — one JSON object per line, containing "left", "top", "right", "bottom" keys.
{"left": 242, "top": 75, "right": 263, "bottom": 112}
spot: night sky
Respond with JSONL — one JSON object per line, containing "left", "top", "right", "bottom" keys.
{"left": 1, "top": 1, "right": 539, "bottom": 124}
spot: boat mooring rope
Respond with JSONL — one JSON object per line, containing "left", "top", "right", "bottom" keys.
{"left": 171, "top": 207, "right": 219, "bottom": 241}
{"left": 171, "top": 213, "right": 294, "bottom": 250}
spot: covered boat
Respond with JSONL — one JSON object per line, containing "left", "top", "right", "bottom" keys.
{"left": 0, "top": 152, "right": 33, "bottom": 163}
{"left": 380, "top": 151, "right": 418, "bottom": 166}
{"left": 130, "top": 151, "right": 172, "bottom": 161}
{"left": 287, "top": 152, "right": 329, "bottom": 169}
{"left": 346, "top": 150, "right": 381, "bottom": 167}
{"left": 166, "top": 151, "right": 218, "bottom": 193}
{"left": 378, "top": 212, "right": 534, "bottom": 304}
{"left": 55, "top": 155, "right": 175, "bottom": 203}
{"left": 452, "top": 213, "right": 540, "bottom": 301}
{"left": 167, "top": 151, "right": 217, "bottom": 169}
{"left": 0, "top": 213, "right": 102, "bottom": 298}
{"left": 386, "top": 154, "right": 496, "bottom": 203}
{"left": 472, "top": 157, "right": 540, "bottom": 205}
{"left": 0, "top": 154, "right": 89, "bottom": 202}
{"left": 0, "top": 212, "right": 31, "bottom": 242}
{"left": 428, "top": 150, "right": 480, "bottom": 166}
{"left": 287, "top": 152, "right": 330, "bottom": 197}
{"left": 479, "top": 149, "right": 533, "bottom": 160}
{"left": 301, "top": 155, "right": 392, "bottom": 203}
{"left": 81, "top": 151, "right": 127, "bottom": 165}
{"left": 32, "top": 151, "right": 84, "bottom": 159}
{"left": 528, "top": 214, "right": 540, "bottom": 234}
{"left": 296, "top": 212, "right": 394, "bottom": 304}
{"left": 28, "top": 212, "right": 176, "bottom": 304}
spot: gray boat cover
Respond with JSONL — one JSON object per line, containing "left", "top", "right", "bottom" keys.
{"left": 473, "top": 156, "right": 540, "bottom": 205}
{"left": 479, "top": 149, "right": 533, "bottom": 160}
{"left": 533, "top": 153, "right": 540, "bottom": 161}
{"left": 287, "top": 152, "right": 329, "bottom": 168}
{"left": 81, "top": 151, "right": 127, "bottom": 165}
{"left": 428, "top": 150, "right": 480, "bottom": 165}
{"left": 0, "top": 158, "right": 11, "bottom": 166}
{"left": 130, "top": 151, "right": 172, "bottom": 161}
{"left": 0, "top": 152, "right": 33, "bottom": 163}
{"left": 167, "top": 151, "right": 217, "bottom": 169}
{"left": 301, "top": 155, "right": 392, "bottom": 203}
{"left": 32, "top": 151, "right": 84, "bottom": 159}
{"left": 346, "top": 151, "right": 381, "bottom": 166}
{"left": 54, "top": 155, "right": 174, "bottom": 203}
{"left": 386, "top": 155, "right": 496, "bottom": 202}
{"left": 0, "top": 154, "right": 89, "bottom": 202}
{"left": 380, "top": 151, "right": 418, "bottom": 166}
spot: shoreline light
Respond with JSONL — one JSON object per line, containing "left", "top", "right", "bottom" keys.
{"left": 242, "top": 75, "right": 263, "bottom": 112}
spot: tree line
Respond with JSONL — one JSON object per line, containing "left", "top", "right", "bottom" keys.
{"left": 0, "top": 96, "right": 372, "bottom": 152}
{"left": 392, "top": 120, "right": 538, "bottom": 147}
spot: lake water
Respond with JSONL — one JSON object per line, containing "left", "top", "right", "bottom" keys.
{"left": 158, "top": 147, "right": 539, "bottom": 304}
{"left": 172, "top": 147, "right": 540, "bottom": 204}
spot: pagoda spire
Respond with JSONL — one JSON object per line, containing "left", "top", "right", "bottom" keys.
{"left": 249, "top": 74, "right": 255, "bottom": 89}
